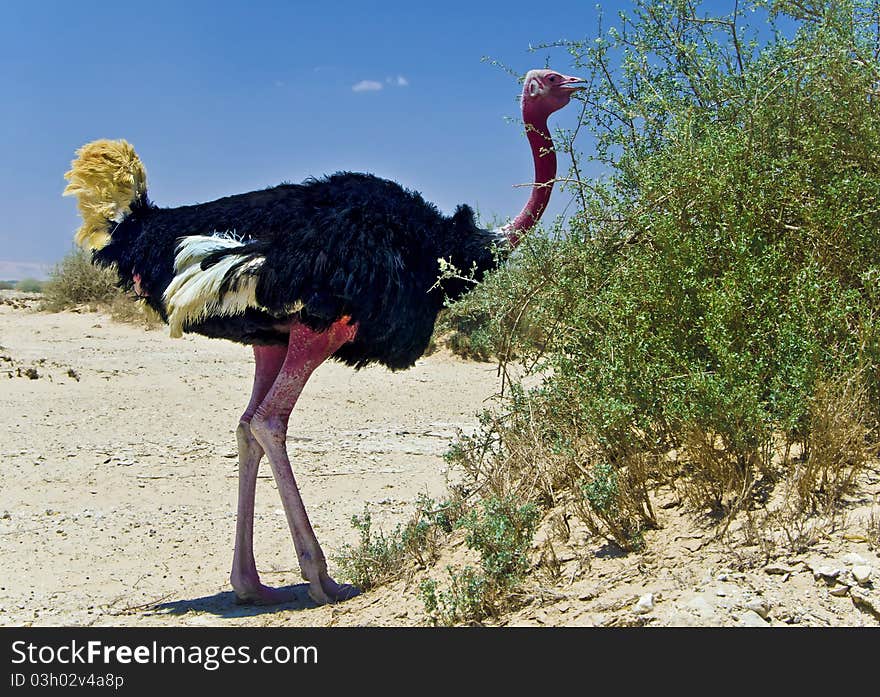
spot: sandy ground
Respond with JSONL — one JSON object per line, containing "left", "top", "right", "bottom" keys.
{"left": 1, "top": 292, "right": 879, "bottom": 627}
{"left": 0, "top": 293, "right": 501, "bottom": 626}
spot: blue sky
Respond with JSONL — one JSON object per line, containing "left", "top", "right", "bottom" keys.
{"left": 1, "top": 0, "right": 630, "bottom": 278}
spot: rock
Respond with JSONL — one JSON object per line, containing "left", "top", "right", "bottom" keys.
{"left": 686, "top": 594, "right": 715, "bottom": 619}
{"left": 842, "top": 553, "right": 867, "bottom": 566}
{"left": 764, "top": 563, "right": 795, "bottom": 575}
{"left": 811, "top": 566, "right": 840, "bottom": 583}
{"left": 851, "top": 566, "right": 873, "bottom": 586}
{"left": 851, "top": 589, "right": 880, "bottom": 620}
{"left": 634, "top": 593, "right": 654, "bottom": 614}
{"left": 745, "top": 598, "right": 770, "bottom": 619}
{"left": 829, "top": 584, "right": 850, "bottom": 597}
{"left": 739, "top": 610, "right": 769, "bottom": 627}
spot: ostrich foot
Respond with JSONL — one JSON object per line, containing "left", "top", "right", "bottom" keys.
{"left": 231, "top": 575, "right": 293, "bottom": 605}
{"left": 306, "top": 571, "right": 361, "bottom": 606}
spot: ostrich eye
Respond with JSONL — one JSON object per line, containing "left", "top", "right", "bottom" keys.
{"left": 548, "top": 75, "right": 556, "bottom": 82}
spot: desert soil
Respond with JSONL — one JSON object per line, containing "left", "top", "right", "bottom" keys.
{"left": 1, "top": 291, "right": 878, "bottom": 627}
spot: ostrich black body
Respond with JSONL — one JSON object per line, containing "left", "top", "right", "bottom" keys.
{"left": 93, "top": 172, "right": 501, "bottom": 370}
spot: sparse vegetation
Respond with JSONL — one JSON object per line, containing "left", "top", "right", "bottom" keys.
{"left": 444, "top": 0, "right": 880, "bottom": 553}
{"left": 14, "top": 278, "right": 44, "bottom": 293}
{"left": 334, "top": 495, "right": 449, "bottom": 590}
{"left": 41, "top": 247, "right": 117, "bottom": 311}
{"left": 336, "top": 491, "right": 540, "bottom": 624}
{"left": 40, "top": 247, "right": 161, "bottom": 327}
{"left": 419, "top": 496, "right": 540, "bottom": 625}
{"left": 420, "top": 567, "right": 491, "bottom": 625}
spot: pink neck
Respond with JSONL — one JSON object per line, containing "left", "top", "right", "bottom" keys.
{"left": 506, "top": 111, "right": 556, "bottom": 247}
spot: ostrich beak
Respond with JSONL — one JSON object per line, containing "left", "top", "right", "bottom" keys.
{"left": 559, "top": 74, "right": 587, "bottom": 93}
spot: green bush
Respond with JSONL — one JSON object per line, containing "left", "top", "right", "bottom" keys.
{"left": 419, "top": 495, "right": 539, "bottom": 625}
{"left": 40, "top": 247, "right": 162, "bottom": 327}
{"left": 445, "top": 0, "right": 880, "bottom": 543}
{"left": 460, "top": 496, "right": 539, "bottom": 587}
{"left": 41, "top": 247, "right": 118, "bottom": 311}
{"left": 334, "top": 496, "right": 447, "bottom": 590}
{"left": 14, "top": 278, "right": 44, "bottom": 293}
{"left": 420, "top": 567, "right": 491, "bottom": 626}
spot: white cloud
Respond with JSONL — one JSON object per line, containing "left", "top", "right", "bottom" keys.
{"left": 395, "top": 75, "right": 409, "bottom": 87}
{"left": 352, "top": 80, "right": 383, "bottom": 92}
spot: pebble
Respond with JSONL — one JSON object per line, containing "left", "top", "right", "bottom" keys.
{"left": 829, "top": 584, "right": 850, "bottom": 597}
{"left": 634, "top": 593, "right": 654, "bottom": 614}
{"left": 739, "top": 610, "right": 769, "bottom": 627}
{"left": 811, "top": 566, "right": 840, "bottom": 583}
{"left": 851, "top": 566, "right": 873, "bottom": 586}
{"left": 745, "top": 598, "right": 770, "bottom": 619}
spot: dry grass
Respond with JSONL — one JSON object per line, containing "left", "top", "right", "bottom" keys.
{"left": 108, "top": 294, "right": 163, "bottom": 328}
{"left": 679, "top": 429, "right": 766, "bottom": 517}
{"left": 797, "top": 374, "right": 879, "bottom": 511}
{"left": 708, "top": 374, "right": 879, "bottom": 555}
{"left": 41, "top": 248, "right": 162, "bottom": 329}
{"left": 573, "top": 452, "right": 658, "bottom": 552}
{"left": 447, "top": 367, "right": 879, "bottom": 565}
{"left": 41, "top": 248, "right": 117, "bottom": 311}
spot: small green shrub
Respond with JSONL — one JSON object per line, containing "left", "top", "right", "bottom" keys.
{"left": 459, "top": 496, "right": 539, "bottom": 587}
{"left": 41, "top": 248, "right": 117, "bottom": 311}
{"left": 334, "top": 497, "right": 448, "bottom": 590}
{"left": 334, "top": 507, "right": 407, "bottom": 591}
{"left": 40, "top": 248, "right": 162, "bottom": 327}
{"left": 14, "top": 278, "right": 44, "bottom": 293}
{"left": 420, "top": 567, "right": 492, "bottom": 626}
{"left": 419, "top": 495, "right": 540, "bottom": 625}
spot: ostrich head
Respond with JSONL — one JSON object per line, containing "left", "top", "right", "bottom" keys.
{"left": 502, "top": 69, "right": 585, "bottom": 244}
{"left": 521, "top": 69, "right": 585, "bottom": 121}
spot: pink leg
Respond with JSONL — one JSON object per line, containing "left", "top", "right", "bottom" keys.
{"left": 230, "top": 344, "right": 289, "bottom": 604}
{"left": 250, "top": 318, "right": 359, "bottom": 605}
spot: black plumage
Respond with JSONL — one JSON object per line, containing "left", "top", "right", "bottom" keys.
{"left": 93, "top": 172, "right": 503, "bottom": 370}
{"left": 63, "top": 70, "right": 584, "bottom": 606}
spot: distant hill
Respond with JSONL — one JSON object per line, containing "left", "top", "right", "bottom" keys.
{"left": 0, "top": 261, "right": 50, "bottom": 282}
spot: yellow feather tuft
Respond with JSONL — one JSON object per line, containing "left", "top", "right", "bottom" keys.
{"left": 62, "top": 139, "right": 147, "bottom": 250}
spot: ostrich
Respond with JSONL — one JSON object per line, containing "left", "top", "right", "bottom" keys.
{"left": 63, "top": 69, "right": 583, "bottom": 605}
